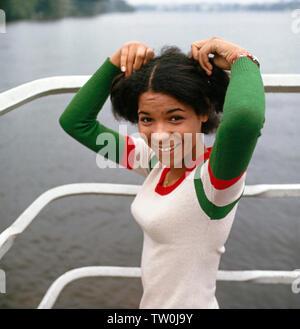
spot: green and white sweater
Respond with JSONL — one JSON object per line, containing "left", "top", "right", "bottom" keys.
{"left": 59, "top": 56, "right": 265, "bottom": 309}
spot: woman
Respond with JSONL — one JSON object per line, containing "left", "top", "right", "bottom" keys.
{"left": 59, "top": 37, "right": 265, "bottom": 309}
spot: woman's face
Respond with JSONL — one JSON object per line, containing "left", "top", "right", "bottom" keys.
{"left": 137, "top": 91, "right": 208, "bottom": 168}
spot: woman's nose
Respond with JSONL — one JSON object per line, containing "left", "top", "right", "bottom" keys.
{"left": 151, "top": 132, "right": 171, "bottom": 146}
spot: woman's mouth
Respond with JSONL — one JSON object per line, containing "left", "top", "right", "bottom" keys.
{"left": 158, "top": 142, "right": 182, "bottom": 153}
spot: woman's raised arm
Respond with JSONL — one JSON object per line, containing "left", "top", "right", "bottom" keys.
{"left": 58, "top": 42, "right": 155, "bottom": 174}
{"left": 58, "top": 55, "right": 123, "bottom": 161}
{"left": 191, "top": 37, "right": 265, "bottom": 218}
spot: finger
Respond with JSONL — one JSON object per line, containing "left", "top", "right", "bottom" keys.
{"left": 191, "top": 44, "right": 199, "bottom": 61}
{"left": 199, "top": 43, "right": 214, "bottom": 75}
{"left": 191, "top": 40, "right": 211, "bottom": 63}
{"left": 134, "top": 46, "right": 146, "bottom": 71}
{"left": 198, "top": 49, "right": 206, "bottom": 74}
{"left": 126, "top": 45, "right": 136, "bottom": 76}
{"left": 120, "top": 46, "right": 128, "bottom": 73}
{"left": 143, "top": 47, "right": 154, "bottom": 66}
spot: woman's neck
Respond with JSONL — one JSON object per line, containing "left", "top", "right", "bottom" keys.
{"left": 163, "top": 144, "right": 208, "bottom": 186}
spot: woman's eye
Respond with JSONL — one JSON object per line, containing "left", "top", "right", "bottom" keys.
{"left": 140, "top": 117, "right": 152, "bottom": 123}
{"left": 139, "top": 116, "right": 183, "bottom": 123}
{"left": 170, "top": 116, "right": 183, "bottom": 121}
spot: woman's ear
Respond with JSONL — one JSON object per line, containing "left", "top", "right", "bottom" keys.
{"left": 201, "top": 97, "right": 210, "bottom": 123}
{"left": 201, "top": 114, "right": 209, "bottom": 123}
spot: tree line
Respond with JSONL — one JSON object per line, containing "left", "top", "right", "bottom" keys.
{"left": 0, "top": 0, "right": 135, "bottom": 22}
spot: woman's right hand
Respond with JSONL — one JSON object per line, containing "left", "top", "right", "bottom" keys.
{"left": 109, "top": 41, "right": 154, "bottom": 77}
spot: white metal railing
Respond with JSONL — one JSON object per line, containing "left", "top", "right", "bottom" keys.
{"left": 37, "top": 266, "right": 300, "bottom": 309}
{"left": 0, "top": 182, "right": 299, "bottom": 262}
{"left": 1, "top": 73, "right": 300, "bottom": 116}
{"left": 0, "top": 74, "right": 299, "bottom": 308}
{"left": 0, "top": 183, "right": 139, "bottom": 261}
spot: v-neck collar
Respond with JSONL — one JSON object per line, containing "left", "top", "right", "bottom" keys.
{"left": 155, "top": 147, "right": 212, "bottom": 196}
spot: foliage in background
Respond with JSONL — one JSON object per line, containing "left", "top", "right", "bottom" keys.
{"left": 0, "top": 0, "right": 134, "bottom": 22}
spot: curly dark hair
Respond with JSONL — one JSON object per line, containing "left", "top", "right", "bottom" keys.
{"left": 110, "top": 45, "right": 230, "bottom": 134}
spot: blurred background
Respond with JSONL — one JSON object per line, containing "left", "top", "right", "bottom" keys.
{"left": 0, "top": 0, "right": 300, "bottom": 309}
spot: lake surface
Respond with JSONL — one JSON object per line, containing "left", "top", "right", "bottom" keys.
{"left": 0, "top": 10, "right": 300, "bottom": 308}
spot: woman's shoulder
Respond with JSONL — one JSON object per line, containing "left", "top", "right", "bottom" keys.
{"left": 192, "top": 146, "right": 246, "bottom": 220}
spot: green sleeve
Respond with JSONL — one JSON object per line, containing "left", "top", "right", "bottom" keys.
{"left": 209, "top": 56, "right": 266, "bottom": 180}
{"left": 58, "top": 57, "right": 126, "bottom": 164}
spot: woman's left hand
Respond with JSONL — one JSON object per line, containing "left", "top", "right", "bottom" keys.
{"left": 189, "top": 36, "right": 248, "bottom": 75}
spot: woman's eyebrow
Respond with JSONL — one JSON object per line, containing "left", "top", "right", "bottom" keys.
{"left": 137, "top": 108, "right": 185, "bottom": 115}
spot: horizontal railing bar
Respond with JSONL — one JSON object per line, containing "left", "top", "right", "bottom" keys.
{"left": 262, "top": 74, "right": 300, "bottom": 93}
{"left": 0, "top": 183, "right": 299, "bottom": 262}
{"left": 1, "top": 74, "right": 300, "bottom": 115}
{"left": 37, "top": 266, "right": 300, "bottom": 309}
{"left": 0, "top": 76, "right": 88, "bottom": 116}
{"left": 38, "top": 266, "right": 141, "bottom": 309}
{"left": 244, "top": 184, "right": 300, "bottom": 197}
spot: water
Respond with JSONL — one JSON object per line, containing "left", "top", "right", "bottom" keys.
{"left": 0, "top": 10, "right": 300, "bottom": 309}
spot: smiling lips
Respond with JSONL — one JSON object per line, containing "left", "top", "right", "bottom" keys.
{"left": 158, "top": 142, "right": 182, "bottom": 152}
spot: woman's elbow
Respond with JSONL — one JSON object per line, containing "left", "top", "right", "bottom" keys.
{"left": 236, "top": 106, "right": 266, "bottom": 137}
{"left": 58, "top": 113, "right": 74, "bottom": 136}
{"left": 223, "top": 105, "right": 265, "bottom": 139}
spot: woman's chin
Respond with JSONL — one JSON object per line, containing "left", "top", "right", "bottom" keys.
{"left": 158, "top": 152, "right": 184, "bottom": 168}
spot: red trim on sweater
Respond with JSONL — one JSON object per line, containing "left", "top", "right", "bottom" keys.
{"left": 208, "top": 161, "right": 247, "bottom": 190}
{"left": 120, "top": 135, "right": 135, "bottom": 170}
{"left": 155, "top": 147, "right": 212, "bottom": 196}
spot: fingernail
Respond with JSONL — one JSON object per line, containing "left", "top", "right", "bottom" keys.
{"left": 121, "top": 66, "right": 126, "bottom": 72}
